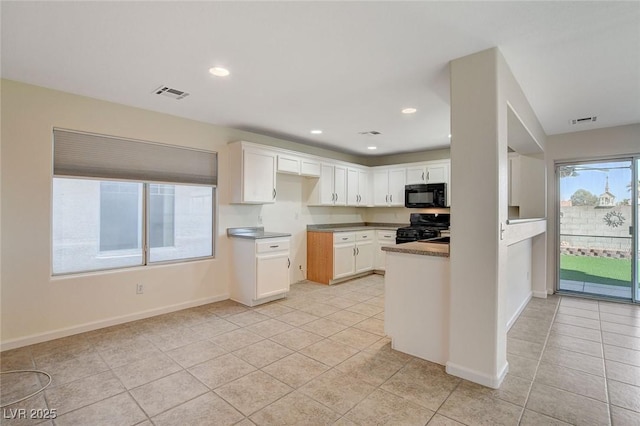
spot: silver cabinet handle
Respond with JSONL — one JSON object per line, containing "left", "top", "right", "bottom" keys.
{"left": 356, "top": 247, "right": 359, "bottom": 255}
{"left": 390, "top": 194, "right": 393, "bottom": 202}
{"left": 270, "top": 245, "right": 279, "bottom": 248}
{"left": 385, "top": 195, "right": 389, "bottom": 202}
{"left": 421, "top": 172, "right": 425, "bottom": 181}
{"left": 335, "top": 193, "right": 338, "bottom": 202}
{"left": 342, "top": 237, "right": 348, "bottom": 240}
{"left": 273, "top": 188, "right": 276, "bottom": 199}
{"left": 353, "top": 247, "right": 356, "bottom": 256}
{"left": 288, "top": 258, "right": 291, "bottom": 268}
{"left": 427, "top": 171, "right": 430, "bottom": 181}
{"left": 362, "top": 235, "right": 367, "bottom": 239}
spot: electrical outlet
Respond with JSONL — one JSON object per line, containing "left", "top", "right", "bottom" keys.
{"left": 136, "top": 283, "right": 144, "bottom": 294}
{"left": 299, "top": 265, "right": 303, "bottom": 270}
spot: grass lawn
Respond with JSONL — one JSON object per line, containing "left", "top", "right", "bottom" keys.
{"left": 560, "top": 255, "right": 632, "bottom": 287}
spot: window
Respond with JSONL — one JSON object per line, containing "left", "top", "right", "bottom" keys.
{"left": 52, "top": 129, "right": 217, "bottom": 275}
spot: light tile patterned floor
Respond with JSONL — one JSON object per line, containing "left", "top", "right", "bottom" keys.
{"left": 2, "top": 275, "right": 640, "bottom": 425}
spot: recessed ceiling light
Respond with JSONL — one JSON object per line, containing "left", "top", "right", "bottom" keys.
{"left": 209, "top": 67, "right": 230, "bottom": 77}
{"left": 448, "top": 134, "right": 452, "bottom": 138}
{"left": 310, "top": 129, "right": 323, "bottom": 135}
{"left": 367, "top": 146, "right": 377, "bottom": 150}
{"left": 402, "top": 108, "right": 417, "bottom": 114}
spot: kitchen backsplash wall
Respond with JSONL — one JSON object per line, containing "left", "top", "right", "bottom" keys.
{"left": 224, "top": 173, "right": 365, "bottom": 284}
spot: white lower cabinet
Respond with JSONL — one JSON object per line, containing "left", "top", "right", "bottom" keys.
{"left": 332, "top": 231, "right": 374, "bottom": 280}
{"left": 375, "top": 230, "right": 396, "bottom": 270}
{"left": 355, "top": 235, "right": 374, "bottom": 274}
{"left": 230, "top": 237, "right": 290, "bottom": 306}
{"left": 333, "top": 238, "right": 356, "bottom": 280}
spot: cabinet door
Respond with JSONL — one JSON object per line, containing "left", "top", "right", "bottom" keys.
{"left": 277, "top": 154, "right": 300, "bottom": 175}
{"left": 243, "top": 149, "right": 276, "bottom": 203}
{"left": 346, "top": 168, "right": 359, "bottom": 206}
{"left": 333, "top": 243, "right": 355, "bottom": 279}
{"left": 319, "top": 164, "right": 335, "bottom": 205}
{"left": 334, "top": 165, "right": 347, "bottom": 205}
{"left": 358, "top": 169, "right": 369, "bottom": 205}
{"left": 376, "top": 241, "right": 394, "bottom": 270}
{"left": 300, "top": 158, "right": 321, "bottom": 177}
{"left": 372, "top": 170, "right": 389, "bottom": 206}
{"left": 406, "top": 166, "right": 427, "bottom": 184}
{"left": 256, "top": 253, "right": 289, "bottom": 299}
{"left": 426, "top": 163, "right": 448, "bottom": 183}
{"left": 355, "top": 241, "right": 374, "bottom": 273}
{"left": 388, "top": 168, "right": 406, "bottom": 206}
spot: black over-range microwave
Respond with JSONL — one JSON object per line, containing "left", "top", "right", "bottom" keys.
{"left": 405, "top": 183, "right": 447, "bottom": 208}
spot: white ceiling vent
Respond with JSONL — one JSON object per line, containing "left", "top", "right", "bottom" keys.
{"left": 358, "top": 130, "right": 381, "bottom": 135}
{"left": 153, "top": 86, "right": 190, "bottom": 100}
{"left": 569, "top": 116, "right": 597, "bottom": 125}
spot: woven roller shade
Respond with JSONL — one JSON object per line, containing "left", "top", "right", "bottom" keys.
{"left": 53, "top": 129, "right": 217, "bottom": 186}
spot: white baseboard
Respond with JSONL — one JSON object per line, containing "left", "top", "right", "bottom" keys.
{"left": 0, "top": 294, "right": 229, "bottom": 352}
{"left": 507, "top": 291, "right": 533, "bottom": 331}
{"left": 533, "top": 290, "right": 549, "bottom": 298}
{"left": 446, "top": 360, "right": 509, "bottom": 389}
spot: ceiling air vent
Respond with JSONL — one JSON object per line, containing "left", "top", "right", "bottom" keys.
{"left": 569, "top": 116, "right": 597, "bottom": 125}
{"left": 358, "top": 130, "right": 382, "bottom": 135}
{"left": 153, "top": 86, "right": 190, "bottom": 100}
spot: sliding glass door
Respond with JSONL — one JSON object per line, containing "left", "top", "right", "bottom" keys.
{"left": 557, "top": 158, "right": 637, "bottom": 301}
{"left": 636, "top": 158, "right": 639, "bottom": 301}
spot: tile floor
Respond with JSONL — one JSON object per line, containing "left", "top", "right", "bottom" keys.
{"left": 2, "top": 274, "right": 640, "bottom": 425}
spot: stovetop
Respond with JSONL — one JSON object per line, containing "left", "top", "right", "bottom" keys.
{"left": 396, "top": 213, "right": 450, "bottom": 242}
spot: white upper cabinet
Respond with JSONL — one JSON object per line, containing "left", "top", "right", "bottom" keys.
{"left": 406, "top": 166, "right": 427, "bottom": 184}
{"left": 347, "top": 168, "right": 370, "bottom": 206}
{"left": 300, "top": 158, "right": 321, "bottom": 177}
{"left": 232, "top": 141, "right": 451, "bottom": 208}
{"left": 277, "top": 154, "right": 301, "bottom": 175}
{"left": 388, "top": 168, "right": 406, "bottom": 206}
{"left": 333, "top": 165, "right": 347, "bottom": 205}
{"left": 230, "top": 141, "right": 277, "bottom": 204}
{"left": 277, "top": 153, "right": 321, "bottom": 177}
{"left": 373, "top": 167, "right": 405, "bottom": 206}
{"left": 311, "top": 163, "right": 347, "bottom": 205}
{"left": 406, "top": 161, "right": 449, "bottom": 184}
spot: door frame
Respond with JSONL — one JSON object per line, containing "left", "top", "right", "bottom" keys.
{"left": 555, "top": 156, "right": 639, "bottom": 302}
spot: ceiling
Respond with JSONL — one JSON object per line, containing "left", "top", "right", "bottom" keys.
{"left": 2, "top": 1, "right": 639, "bottom": 156}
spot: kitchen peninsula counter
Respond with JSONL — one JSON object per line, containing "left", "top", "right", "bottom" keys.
{"left": 384, "top": 241, "right": 450, "bottom": 365}
{"left": 307, "top": 222, "right": 404, "bottom": 232}
{"left": 382, "top": 241, "right": 449, "bottom": 257}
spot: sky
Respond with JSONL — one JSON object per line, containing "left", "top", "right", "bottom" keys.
{"left": 559, "top": 160, "right": 636, "bottom": 203}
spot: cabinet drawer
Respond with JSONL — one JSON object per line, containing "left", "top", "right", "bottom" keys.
{"left": 356, "top": 230, "right": 374, "bottom": 241}
{"left": 377, "top": 230, "right": 396, "bottom": 240}
{"left": 256, "top": 239, "right": 290, "bottom": 253}
{"left": 333, "top": 232, "right": 356, "bottom": 243}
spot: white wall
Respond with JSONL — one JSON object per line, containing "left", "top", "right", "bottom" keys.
{"left": 0, "top": 80, "right": 368, "bottom": 349}
{"left": 545, "top": 123, "right": 640, "bottom": 294}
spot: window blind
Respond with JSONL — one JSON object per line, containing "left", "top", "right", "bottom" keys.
{"left": 53, "top": 129, "right": 217, "bottom": 186}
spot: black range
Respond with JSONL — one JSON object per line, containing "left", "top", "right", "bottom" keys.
{"left": 395, "top": 213, "right": 450, "bottom": 244}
